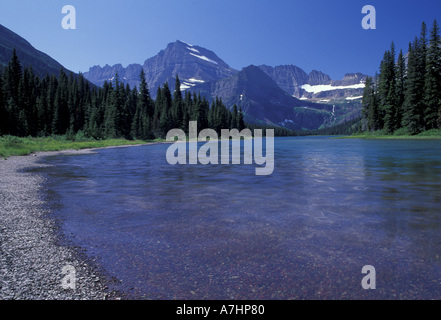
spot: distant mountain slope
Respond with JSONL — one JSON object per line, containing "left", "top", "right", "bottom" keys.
{"left": 258, "top": 64, "right": 369, "bottom": 102}
{"left": 189, "top": 65, "right": 335, "bottom": 130}
{"left": 0, "top": 24, "right": 71, "bottom": 77}
{"left": 84, "top": 40, "right": 237, "bottom": 97}
{"left": 85, "top": 63, "right": 143, "bottom": 91}
{"left": 257, "top": 65, "right": 309, "bottom": 98}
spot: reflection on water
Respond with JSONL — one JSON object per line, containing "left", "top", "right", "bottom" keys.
{"left": 39, "top": 137, "right": 441, "bottom": 299}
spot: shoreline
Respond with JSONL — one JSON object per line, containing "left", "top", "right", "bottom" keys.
{"left": 0, "top": 136, "right": 170, "bottom": 159}
{"left": 338, "top": 135, "right": 441, "bottom": 140}
{"left": 0, "top": 146, "right": 154, "bottom": 300}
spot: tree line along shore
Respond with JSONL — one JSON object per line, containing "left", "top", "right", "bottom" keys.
{"left": 360, "top": 20, "right": 441, "bottom": 136}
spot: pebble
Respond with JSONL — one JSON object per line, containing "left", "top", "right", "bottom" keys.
{"left": 0, "top": 151, "right": 127, "bottom": 300}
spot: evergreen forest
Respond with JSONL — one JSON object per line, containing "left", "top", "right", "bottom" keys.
{"left": 0, "top": 50, "right": 250, "bottom": 141}
{"left": 362, "top": 20, "right": 441, "bottom": 135}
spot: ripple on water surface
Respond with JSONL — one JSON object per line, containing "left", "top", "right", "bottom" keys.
{"left": 40, "top": 138, "right": 441, "bottom": 299}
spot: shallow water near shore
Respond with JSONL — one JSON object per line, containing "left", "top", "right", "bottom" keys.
{"left": 36, "top": 137, "right": 441, "bottom": 299}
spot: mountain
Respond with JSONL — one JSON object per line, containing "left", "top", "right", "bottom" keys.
{"left": 83, "top": 40, "right": 367, "bottom": 130}
{"left": 188, "top": 65, "right": 336, "bottom": 130}
{"left": 257, "top": 65, "right": 309, "bottom": 98}
{"left": 0, "top": 24, "right": 72, "bottom": 77}
{"left": 85, "top": 63, "right": 143, "bottom": 89}
{"left": 308, "top": 70, "right": 332, "bottom": 85}
{"left": 258, "top": 65, "right": 368, "bottom": 103}
{"left": 84, "top": 40, "right": 237, "bottom": 97}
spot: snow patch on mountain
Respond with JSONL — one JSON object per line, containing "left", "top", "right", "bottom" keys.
{"left": 280, "top": 119, "right": 295, "bottom": 127}
{"left": 189, "top": 52, "right": 218, "bottom": 65}
{"left": 180, "top": 78, "right": 206, "bottom": 91}
{"left": 187, "top": 47, "right": 200, "bottom": 54}
{"left": 180, "top": 83, "right": 193, "bottom": 90}
{"left": 301, "top": 82, "right": 366, "bottom": 94}
{"left": 179, "top": 40, "right": 194, "bottom": 47}
{"left": 188, "top": 78, "right": 205, "bottom": 83}
{"left": 346, "top": 96, "right": 363, "bottom": 100}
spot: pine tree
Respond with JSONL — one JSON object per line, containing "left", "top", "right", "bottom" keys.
{"left": 0, "top": 73, "right": 7, "bottom": 135}
{"left": 5, "top": 49, "right": 22, "bottom": 104}
{"left": 137, "top": 70, "right": 152, "bottom": 115}
{"left": 52, "top": 69, "right": 70, "bottom": 135}
{"left": 418, "top": 22, "right": 428, "bottom": 128}
{"left": 120, "top": 85, "right": 136, "bottom": 138}
{"left": 200, "top": 96, "right": 209, "bottom": 130}
{"left": 231, "top": 105, "right": 238, "bottom": 129}
{"left": 103, "top": 75, "right": 119, "bottom": 138}
{"left": 402, "top": 37, "right": 426, "bottom": 134}
{"left": 152, "top": 86, "right": 162, "bottom": 136}
{"left": 216, "top": 100, "right": 223, "bottom": 132}
{"left": 237, "top": 106, "right": 245, "bottom": 131}
{"left": 69, "top": 73, "right": 87, "bottom": 134}
{"left": 131, "top": 105, "right": 141, "bottom": 139}
{"left": 132, "top": 72, "right": 152, "bottom": 140}
{"left": 103, "top": 73, "right": 130, "bottom": 138}
{"left": 18, "top": 67, "right": 39, "bottom": 136}
{"left": 420, "top": 22, "right": 428, "bottom": 79}
{"left": 181, "top": 103, "right": 189, "bottom": 133}
{"left": 378, "top": 43, "right": 397, "bottom": 133}
{"left": 192, "top": 94, "right": 208, "bottom": 130}
{"left": 86, "top": 101, "right": 103, "bottom": 139}
{"left": 3, "top": 49, "right": 23, "bottom": 135}
{"left": 172, "top": 75, "right": 184, "bottom": 130}
{"left": 395, "top": 49, "right": 407, "bottom": 128}
{"left": 185, "top": 91, "right": 193, "bottom": 118}
{"left": 424, "top": 19, "right": 441, "bottom": 129}
{"left": 140, "top": 114, "right": 151, "bottom": 140}
{"left": 211, "top": 98, "right": 229, "bottom": 134}
{"left": 46, "top": 75, "right": 58, "bottom": 135}
{"left": 158, "top": 83, "right": 172, "bottom": 137}
{"left": 362, "top": 77, "right": 380, "bottom": 131}
{"left": 208, "top": 100, "right": 215, "bottom": 129}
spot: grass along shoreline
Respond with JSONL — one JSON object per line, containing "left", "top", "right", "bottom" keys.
{"left": 0, "top": 135, "right": 164, "bottom": 159}
{"left": 3, "top": 128, "right": 441, "bottom": 159}
{"left": 339, "top": 128, "right": 441, "bottom": 139}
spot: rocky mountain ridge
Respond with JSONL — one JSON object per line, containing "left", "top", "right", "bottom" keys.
{"left": 84, "top": 40, "right": 368, "bottom": 104}
{"left": 84, "top": 40, "right": 237, "bottom": 98}
{"left": 187, "top": 65, "right": 336, "bottom": 130}
{"left": 258, "top": 65, "right": 368, "bottom": 102}
{"left": 82, "top": 40, "right": 368, "bottom": 129}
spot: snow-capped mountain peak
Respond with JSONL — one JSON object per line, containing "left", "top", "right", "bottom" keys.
{"left": 83, "top": 40, "right": 237, "bottom": 97}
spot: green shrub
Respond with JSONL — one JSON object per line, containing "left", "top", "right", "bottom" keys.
{"left": 73, "top": 130, "right": 94, "bottom": 142}
{"left": 418, "top": 129, "right": 441, "bottom": 136}
{"left": 0, "top": 135, "right": 25, "bottom": 147}
{"left": 393, "top": 127, "right": 410, "bottom": 136}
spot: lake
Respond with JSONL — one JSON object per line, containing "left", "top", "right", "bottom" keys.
{"left": 38, "top": 137, "right": 441, "bottom": 299}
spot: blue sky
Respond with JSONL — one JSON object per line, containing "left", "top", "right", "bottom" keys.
{"left": 1, "top": 0, "right": 440, "bottom": 79}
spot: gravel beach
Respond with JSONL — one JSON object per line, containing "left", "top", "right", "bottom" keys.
{"left": 0, "top": 150, "right": 129, "bottom": 300}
